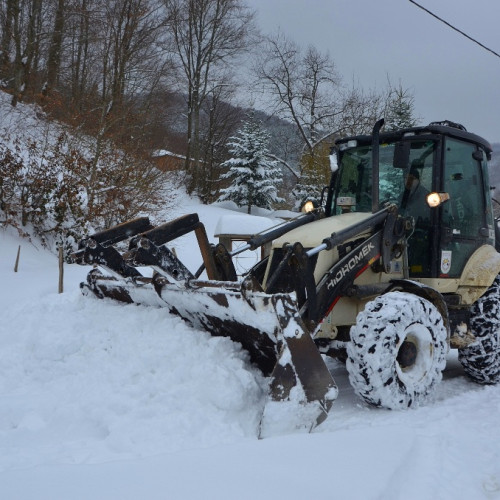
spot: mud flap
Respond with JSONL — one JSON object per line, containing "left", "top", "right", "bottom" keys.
{"left": 258, "top": 295, "right": 338, "bottom": 438}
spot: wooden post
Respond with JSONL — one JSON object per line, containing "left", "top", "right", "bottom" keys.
{"left": 14, "top": 245, "right": 21, "bottom": 272}
{"left": 194, "top": 223, "right": 219, "bottom": 280}
{"left": 58, "top": 247, "right": 64, "bottom": 293}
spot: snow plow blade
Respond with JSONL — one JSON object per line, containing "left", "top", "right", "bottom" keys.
{"left": 72, "top": 212, "right": 337, "bottom": 436}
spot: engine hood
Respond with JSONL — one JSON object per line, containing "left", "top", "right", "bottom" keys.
{"left": 272, "top": 212, "right": 374, "bottom": 249}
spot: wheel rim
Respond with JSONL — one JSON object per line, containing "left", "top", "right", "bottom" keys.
{"left": 397, "top": 340, "right": 418, "bottom": 369}
{"left": 395, "top": 323, "right": 434, "bottom": 386}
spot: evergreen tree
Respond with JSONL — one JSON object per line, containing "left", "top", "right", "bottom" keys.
{"left": 385, "top": 83, "right": 418, "bottom": 131}
{"left": 218, "top": 117, "right": 283, "bottom": 214}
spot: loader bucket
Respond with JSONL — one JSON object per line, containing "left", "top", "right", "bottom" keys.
{"left": 74, "top": 213, "right": 337, "bottom": 436}
{"left": 81, "top": 271, "right": 337, "bottom": 435}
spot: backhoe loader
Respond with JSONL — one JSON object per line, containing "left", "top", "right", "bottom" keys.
{"left": 73, "top": 119, "right": 500, "bottom": 437}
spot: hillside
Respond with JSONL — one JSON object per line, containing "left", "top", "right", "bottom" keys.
{"left": 0, "top": 90, "right": 175, "bottom": 253}
{"left": 2, "top": 81, "right": 500, "bottom": 499}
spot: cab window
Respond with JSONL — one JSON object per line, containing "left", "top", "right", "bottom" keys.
{"left": 441, "top": 139, "right": 485, "bottom": 239}
{"left": 439, "top": 138, "right": 488, "bottom": 277}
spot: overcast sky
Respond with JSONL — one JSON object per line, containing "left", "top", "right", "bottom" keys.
{"left": 246, "top": 0, "right": 500, "bottom": 144}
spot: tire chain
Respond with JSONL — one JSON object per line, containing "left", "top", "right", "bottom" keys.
{"left": 347, "top": 292, "right": 447, "bottom": 409}
{"left": 459, "top": 275, "right": 500, "bottom": 384}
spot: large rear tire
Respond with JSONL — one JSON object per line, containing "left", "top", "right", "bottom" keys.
{"left": 458, "top": 275, "right": 500, "bottom": 384}
{"left": 346, "top": 291, "right": 448, "bottom": 409}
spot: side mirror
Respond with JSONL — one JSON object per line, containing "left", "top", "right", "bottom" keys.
{"left": 393, "top": 141, "right": 411, "bottom": 169}
{"left": 472, "top": 150, "right": 484, "bottom": 161}
{"left": 320, "top": 185, "right": 329, "bottom": 206}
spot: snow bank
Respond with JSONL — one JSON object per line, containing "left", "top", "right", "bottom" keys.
{"left": 1, "top": 226, "right": 265, "bottom": 474}
{"left": 2, "top": 207, "right": 500, "bottom": 499}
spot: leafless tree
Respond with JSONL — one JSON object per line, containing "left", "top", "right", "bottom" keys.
{"left": 163, "top": 0, "right": 255, "bottom": 195}
{"left": 45, "top": 0, "right": 65, "bottom": 93}
{"left": 255, "top": 34, "right": 343, "bottom": 159}
{"left": 254, "top": 32, "right": 392, "bottom": 200}
{"left": 198, "top": 76, "right": 243, "bottom": 201}
{"left": 0, "top": 0, "right": 16, "bottom": 77}
{"left": 0, "top": 0, "right": 47, "bottom": 105}
{"left": 337, "top": 83, "right": 385, "bottom": 136}
{"left": 65, "top": 0, "right": 97, "bottom": 109}
{"left": 97, "top": 0, "right": 164, "bottom": 111}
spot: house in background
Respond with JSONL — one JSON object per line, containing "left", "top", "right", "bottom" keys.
{"left": 151, "top": 150, "right": 186, "bottom": 172}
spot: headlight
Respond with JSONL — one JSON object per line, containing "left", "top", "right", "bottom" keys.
{"left": 301, "top": 200, "right": 315, "bottom": 213}
{"left": 426, "top": 192, "right": 450, "bottom": 208}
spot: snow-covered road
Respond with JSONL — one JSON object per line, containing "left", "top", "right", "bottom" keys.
{"left": 1, "top": 216, "right": 500, "bottom": 499}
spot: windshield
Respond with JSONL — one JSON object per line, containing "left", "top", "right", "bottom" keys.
{"left": 333, "top": 139, "right": 435, "bottom": 214}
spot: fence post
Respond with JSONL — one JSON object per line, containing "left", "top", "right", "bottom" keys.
{"left": 58, "top": 247, "right": 64, "bottom": 293}
{"left": 14, "top": 245, "right": 21, "bottom": 272}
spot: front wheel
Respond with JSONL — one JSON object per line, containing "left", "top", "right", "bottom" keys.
{"left": 458, "top": 275, "right": 500, "bottom": 384}
{"left": 346, "top": 292, "right": 448, "bottom": 409}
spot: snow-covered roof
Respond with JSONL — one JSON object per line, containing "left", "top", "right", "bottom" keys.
{"left": 152, "top": 149, "right": 186, "bottom": 159}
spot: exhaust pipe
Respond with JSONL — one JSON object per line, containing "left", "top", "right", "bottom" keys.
{"left": 371, "top": 118, "right": 385, "bottom": 214}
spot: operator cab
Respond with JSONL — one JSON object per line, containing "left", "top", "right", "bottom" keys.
{"left": 329, "top": 121, "right": 494, "bottom": 279}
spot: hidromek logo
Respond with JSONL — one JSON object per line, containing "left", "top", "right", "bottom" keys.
{"left": 327, "top": 242, "right": 375, "bottom": 289}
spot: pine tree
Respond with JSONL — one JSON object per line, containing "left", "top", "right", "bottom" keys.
{"left": 218, "top": 117, "right": 283, "bottom": 214}
{"left": 385, "top": 83, "right": 418, "bottom": 131}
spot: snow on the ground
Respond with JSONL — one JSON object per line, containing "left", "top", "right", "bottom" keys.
{"left": 2, "top": 205, "right": 500, "bottom": 500}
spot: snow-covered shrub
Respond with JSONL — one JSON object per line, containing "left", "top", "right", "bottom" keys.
{"left": 0, "top": 129, "right": 165, "bottom": 256}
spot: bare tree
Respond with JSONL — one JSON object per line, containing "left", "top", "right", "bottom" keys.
{"left": 254, "top": 33, "right": 344, "bottom": 200}
{"left": 255, "top": 34, "right": 342, "bottom": 159}
{"left": 99, "top": 0, "right": 163, "bottom": 112}
{"left": 0, "top": 0, "right": 16, "bottom": 78}
{"left": 163, "top": 0, "right": 255, "bottom": 195}
{"left": 198, "top": 77, "right": 242, "bottom": 201}
{"left": 61, "top": 0, "right": 168, "bottom": 148}
{"left": 337, "top": 83, "right": 385, "bottom": 136}
{"left": 255, "top": 33, "right": 389, "bottom": 201}
{"left": 1, "top": 0, "right": 46, "bottom": 105}
{"left": 45, "top": 0, "right": 65, "bottom": 93}
{"left": 66, "top": 0, "right": 96, "bottom": 110}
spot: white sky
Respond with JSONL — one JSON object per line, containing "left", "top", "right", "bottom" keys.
{"left": 246, "top": 0, "right": 500, "bottom": 143}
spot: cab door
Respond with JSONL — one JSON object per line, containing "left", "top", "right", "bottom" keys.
{"left": 400, "top": 140, "right": 436, "bottom": 277}
{"left": 438, "top": 138, "right": 494, "bottom": 277}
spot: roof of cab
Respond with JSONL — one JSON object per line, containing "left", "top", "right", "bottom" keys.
{"left": 335, "top": 121, "right": 492, "bottom": 155}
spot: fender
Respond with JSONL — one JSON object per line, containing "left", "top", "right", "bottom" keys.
{"left": 388, "top": 278, "right": 450, "bottom": 341}
{"left": 457, "top": 245, "right": 500, "bottom": 305}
